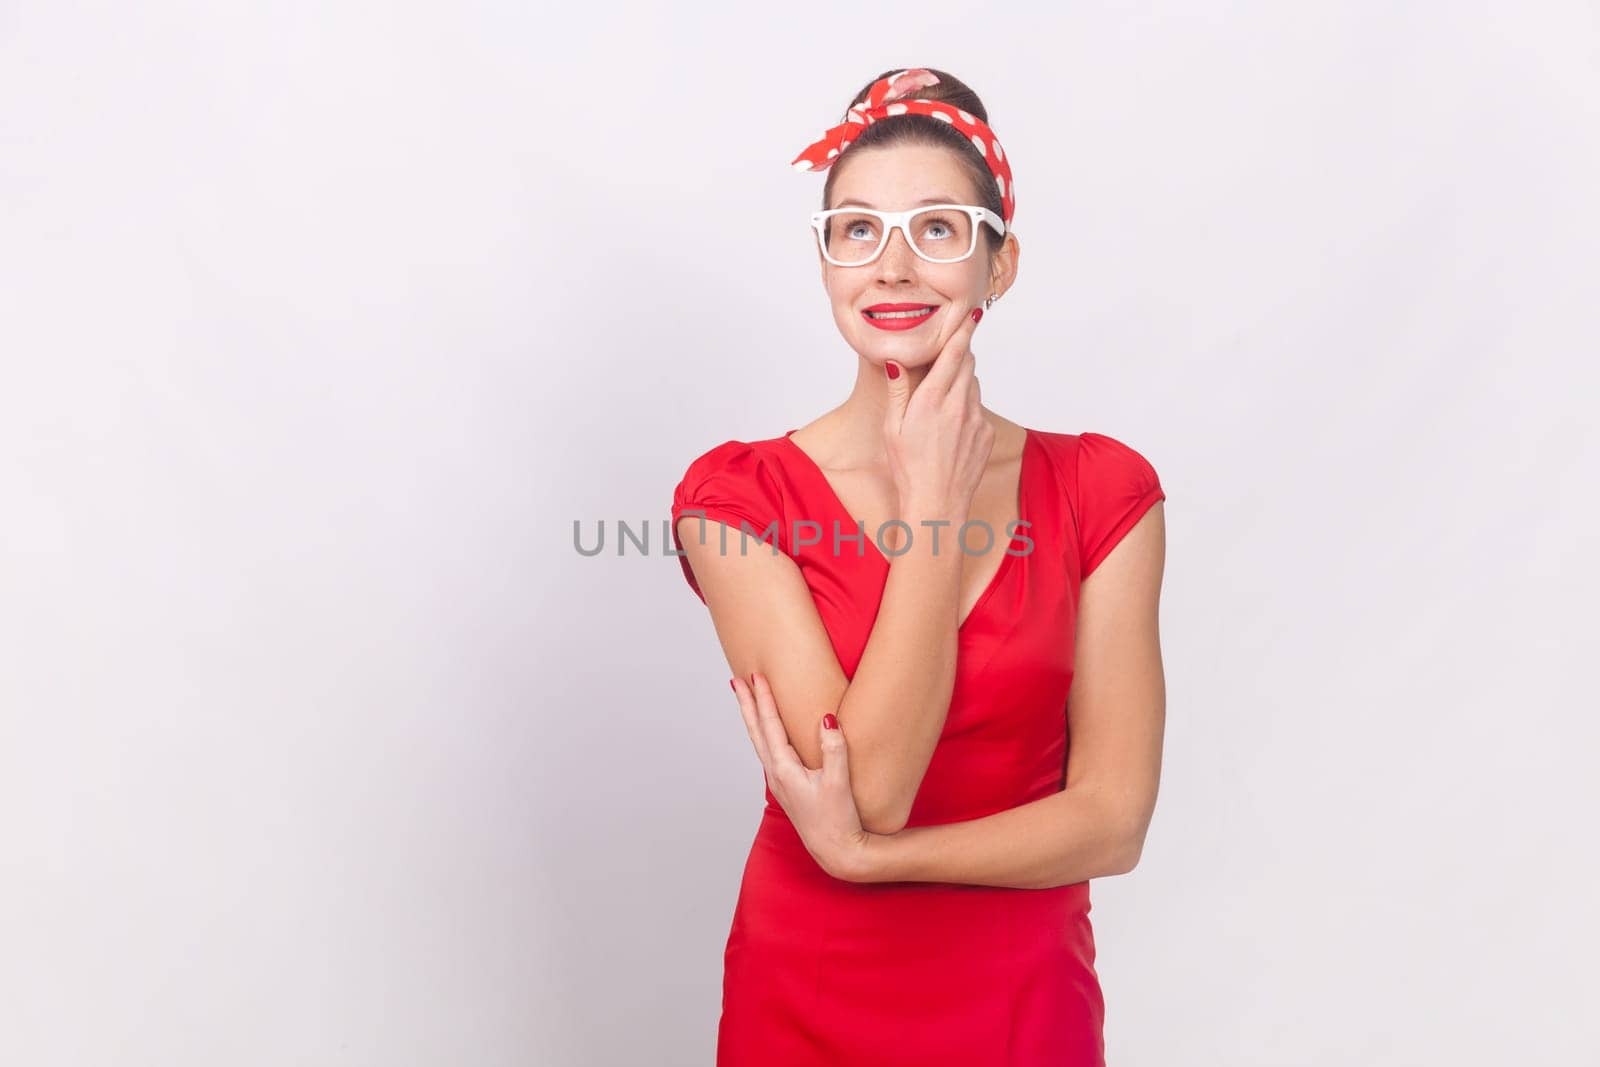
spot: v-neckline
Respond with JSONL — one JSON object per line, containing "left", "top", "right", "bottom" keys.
{"left": 775, "top": 426, "right": 1034, "bottom": 633}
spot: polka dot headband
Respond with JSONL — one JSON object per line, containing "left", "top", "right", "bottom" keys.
{"left": 790, "top": 68, "right": 1015, "bottom": 226}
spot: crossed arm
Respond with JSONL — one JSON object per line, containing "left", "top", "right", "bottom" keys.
{"left": 677, "top": 500, "right": 1166, "bottom": 890}
{"left": 676, "top": 503, "right": 970, "bottom": 834}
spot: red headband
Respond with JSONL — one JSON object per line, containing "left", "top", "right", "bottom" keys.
{"left": 790, "top": 68, "right": 1015, "bottom": 226}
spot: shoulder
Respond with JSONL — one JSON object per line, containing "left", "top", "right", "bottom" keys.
{"left": 1029, "top": 428, "right": 1166, "bottom": 577}
{"left": 674, "top": 437, "right": 761, "bottom": 488}
{"left": 671, "top": 436, "right": 788, "bottom": 539}
{"left": 672, "top": 436, "right": 786, "bottom": 501}
{"left": 670, "top": 436, "right": 789, "bottom": 604}
{"left": 1029, "top": 428, "right": 1162, "bottom": 488}
{"left": 1076, "top": 431, "right": 1163, "bottom": 489}
{"left": 1028, "top": 427, "right": 1158, "bottom": 473}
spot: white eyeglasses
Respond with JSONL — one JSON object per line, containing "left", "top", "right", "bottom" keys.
{"left": 810, "top": 203, "right": 1006, "bottom": 267}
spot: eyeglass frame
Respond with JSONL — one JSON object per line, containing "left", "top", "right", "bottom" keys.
{"left": 809, "top": 203, "right": 1007, "bottom": 267}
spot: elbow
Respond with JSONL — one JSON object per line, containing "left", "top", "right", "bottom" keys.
{"left": 859, "top": 807, "right": 910, "bottom": 836}
{"left": 862, "top": 814, "right": 909, "bottom": 836}
{"left": 1106, "top": 820, "right": 1149, "bottom": 876}
{"left": 851, "top": 758, "right": 913, "bottom": 835}
{"left": 857, "top": 792, "right": 911, "bottom": 836}
{"left": 1107, "top": 841, "right": 1141, "bottom": 877}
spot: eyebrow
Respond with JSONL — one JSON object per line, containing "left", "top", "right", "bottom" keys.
{"left": 832, "top": 196, "right": 961, "bottom": 209}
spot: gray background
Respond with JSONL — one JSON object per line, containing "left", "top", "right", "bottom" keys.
{"left": 2, "top": 2, "right": 1596, "bottom": 1064}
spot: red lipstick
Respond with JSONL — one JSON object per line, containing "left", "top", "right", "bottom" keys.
{"left": 861, "top": 302, "right": 939, "bottom": 331}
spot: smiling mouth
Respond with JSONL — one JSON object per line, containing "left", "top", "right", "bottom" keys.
{"left": 864, "top": 306, "right": 936, "bottom": 321}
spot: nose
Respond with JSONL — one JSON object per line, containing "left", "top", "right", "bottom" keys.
{"left": 873, "top": 223, "right": 919, "bottom": 281}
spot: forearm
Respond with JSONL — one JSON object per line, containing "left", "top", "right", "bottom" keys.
{"left": 849, "top": 786, "right": 1136, "bottom": 890}
{"left": 836, "top": 504, "right": 966, "bottom": 832}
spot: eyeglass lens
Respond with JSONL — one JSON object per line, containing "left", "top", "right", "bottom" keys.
{"left": 820, "top": 208, "right": 975, "bottom": 264}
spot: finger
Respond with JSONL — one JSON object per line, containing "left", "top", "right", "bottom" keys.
{"left": 923, "top": 308, "right": 978, "bottom": 399}
{"left": 819, "top": 712, "right": 851, "bottom": 791}
{"left": 946, "top": 348, "right": 977, "bottom": 409}
{"left": 751, "top": 672, "right": 807, "bottom": 779}
{"left": 883, "top": 356, "right": 912, "bottom": 434}
{"left": 920, "top": 303, "right": 981, "bottom": 399}
{"left": 731, "top": 677, "right": 772, "bottom": 769}
{"left": 963, "top": 359, "right": 984, "bottom": 420}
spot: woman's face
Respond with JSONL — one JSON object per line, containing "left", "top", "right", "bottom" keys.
{"left": 819, "top": 143, "right": 1006, "bottom": 368}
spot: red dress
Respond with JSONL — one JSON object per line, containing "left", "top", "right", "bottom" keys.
{"left": 671, "top": 426, "right": 1165, "bottom": 1066}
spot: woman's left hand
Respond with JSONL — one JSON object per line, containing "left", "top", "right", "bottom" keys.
{"left": 730, "top": 673, "right": 873, "bottom": 882}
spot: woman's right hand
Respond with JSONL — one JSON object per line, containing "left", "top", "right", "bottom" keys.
{"left": 881, "top": 305, "right": 995, "bottom": 526}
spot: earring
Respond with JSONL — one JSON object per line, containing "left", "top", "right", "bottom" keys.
{"left": 984, "top": 293, "right": 998, "bottom": 310}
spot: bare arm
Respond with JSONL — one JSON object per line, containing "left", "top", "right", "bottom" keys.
{"left": 678, "top": 504, "right": 966, "bottom": 834}
{"left": 842, "top": 503, "right": 1167, "bottom": 888}
{"left": 682, "top": 311, "right": 992, "bottom": 833}
{"left": 830, "top": 498, "right": 972, "bottom": 827}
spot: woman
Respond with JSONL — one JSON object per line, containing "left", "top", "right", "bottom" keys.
{"left": 670, "top": 67, "right": 1168, "bottom": 1066}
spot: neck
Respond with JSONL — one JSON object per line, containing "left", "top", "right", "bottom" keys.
{"left": 796, "top": 355, "right": 999, "bottom": 468}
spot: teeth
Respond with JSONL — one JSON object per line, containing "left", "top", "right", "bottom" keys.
{"left": 867, "top": 307, "right": 934, "bottom": 320}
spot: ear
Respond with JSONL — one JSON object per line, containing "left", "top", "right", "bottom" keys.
{"left": 988, "top": 230, "right": 1020, "bottom": 299}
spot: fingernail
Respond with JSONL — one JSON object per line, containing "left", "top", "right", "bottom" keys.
{"left": 885, "top": 361, "right": 900, "bottom": 380}
{"left": 729, "top": 678, "right": 736, "bottom": 692}
{"left": 971, "top": 308, "right": 983, "bottom": 324}
{"left": 823, "top": 713, "right": 839, "bottom": 730}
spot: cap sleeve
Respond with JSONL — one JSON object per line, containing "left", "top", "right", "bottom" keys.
{"left": 670, "top": 440, "right": 785, "bottom": 605}
{"left": 1076, "top": 431, "right": 1165, "bottom": 578}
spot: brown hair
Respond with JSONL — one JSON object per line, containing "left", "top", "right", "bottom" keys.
{"left": 821, "top": 68, "right": 1006, "bottom": 257}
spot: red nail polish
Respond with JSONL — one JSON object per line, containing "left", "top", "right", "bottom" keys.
{"left": 823, "top": 713, "right": 838, "bottom": 730}
{"left": 730, "top": 679, "right": 736, "bottom": 692}
{"left": 885, "top": 362, "right": 900, "bottom": 380}
{"left": 971, "top": 308, "right": 983, "bottom": 324}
